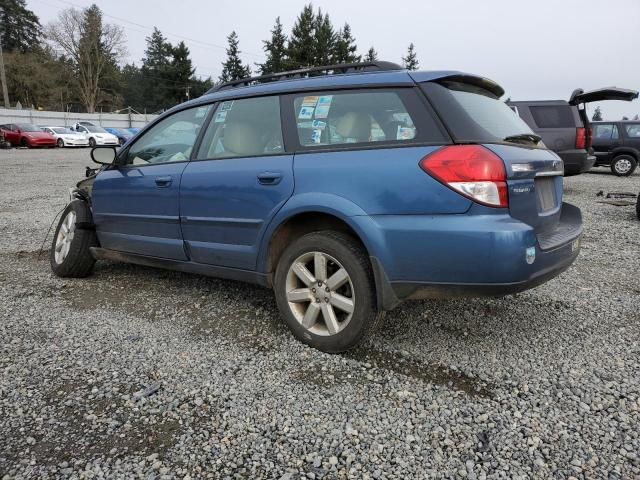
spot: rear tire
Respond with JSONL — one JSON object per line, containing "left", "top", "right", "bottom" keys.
{"left": 50, "top": 200, "right": 98, "bottom": 278}
{"left": 89, "top": 137, "right": 96, "bottom": 148}
{"left": 20, "top": 137, "right": 28, "bottom": 148}
{"left": 57, "top": 138, "right": 64, "bottom": 148}
{"left": 610, "top": 155, "right": 637, "bottom": 176}
{"left": 274, "top": 231, "right": 382, "bottom": 353}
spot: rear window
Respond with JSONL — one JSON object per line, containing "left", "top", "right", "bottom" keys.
{"left": 421, "top": 81, "right": 538, "bottom": 146}
{"left": 529, "top": 105, "right": 575, "bottom": 128}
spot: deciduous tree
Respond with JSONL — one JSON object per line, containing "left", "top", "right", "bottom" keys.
{"left": 46, "top": 4, "right": 126, "bottom": 112}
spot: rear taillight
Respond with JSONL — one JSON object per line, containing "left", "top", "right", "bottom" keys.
{"left": 419, "top": 145, "right": 508, "bottom": 208}
{"left": 575, "top": 127, "right": 586, "bottom": 149}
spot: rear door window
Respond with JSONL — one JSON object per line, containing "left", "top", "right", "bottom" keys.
{"left": 624, "top": 124, "right": 640, "bottom": 138}
{"left": 594, "top": 124, "right": 619, "bottom": 140}
{"left": 529, "top": 105, "right": 575, "bottom": 128}
{"left": 290, "top": 89, "right": 446, "bottom": 149}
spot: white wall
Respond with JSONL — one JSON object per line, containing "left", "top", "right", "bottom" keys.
{"left": 0, "top": 108, "right": 158, "bottom": 128}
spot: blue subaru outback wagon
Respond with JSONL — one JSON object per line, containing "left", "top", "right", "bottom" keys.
{"left": 51, "top": 62, "right": 582, "bottom": 352}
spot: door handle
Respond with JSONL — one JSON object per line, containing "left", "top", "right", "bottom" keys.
{"left": 257, "top": 172, "right": 282, "bottom": 185}
{"left": 155, "top": 176, "right": 172, "bottom": 187}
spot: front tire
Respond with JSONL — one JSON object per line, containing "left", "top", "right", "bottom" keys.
{"left": 50, "top": 200, "right": 98, "bottom": 278}
{"left": 610, "top": 155, "right": 637, "bottom": 177}
{"left": 20, "top": 137, "right": 28, "bottom": 148}
{"left": 89, "top": 137, "right": 96, "bottom": 148}
{"left": 274, "top": 231, "right": 382, "bottom": 353}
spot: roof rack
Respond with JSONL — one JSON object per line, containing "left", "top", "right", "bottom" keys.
{"left": 207, "top": 61, "right": 404, "bottom": 94}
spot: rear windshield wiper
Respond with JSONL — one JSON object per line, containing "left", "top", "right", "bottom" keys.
{"left": 503, "top": 133, "right": 542, "bottom": 145}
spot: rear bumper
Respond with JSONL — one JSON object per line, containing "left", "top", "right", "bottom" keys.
{"left": 353, "top": 202, "right": 582, "bottom": 310}
{"left": 556, "top": 149, "right": 596, "bottom": 175}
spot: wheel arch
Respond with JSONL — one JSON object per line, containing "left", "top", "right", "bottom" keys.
{"left": 611, "top": 147, "right": 639, "bottom": 160}
{"left": 258, "top": 193, "right": 399, "bottom": 311}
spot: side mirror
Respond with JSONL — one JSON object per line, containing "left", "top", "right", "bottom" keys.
{"left": 91, "top": 146, "right": 117, "bottom": 165}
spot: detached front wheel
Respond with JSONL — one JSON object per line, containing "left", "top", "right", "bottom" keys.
{"left": 274, "top": 231, "right": 382, "bottom": 353}
{"left": 50, "top": 200, "right": 97, "bottom": 277}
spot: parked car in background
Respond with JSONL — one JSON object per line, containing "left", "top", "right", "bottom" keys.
{"left": 50, "top": 63, "right": 584, "bottom": 352}
{"left": 41, "top": 126, "right": 90, "bottom": 148}
{"left": 508, "top": 87, "right": 638, "bottom": 176}
{"left": 104, "top": 127, "right": 133, "bottom": 146}
{"left": 0, "top": 123, "right": 56, "bottom": 148}
{"left": 72, "top": 123, "right": 119, "bottom": 147}
{"left": 591, "top": 121, "right": 640, "bottom": 176}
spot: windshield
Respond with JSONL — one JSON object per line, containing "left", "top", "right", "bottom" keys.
{"left": 112, "top": 128, "right": 130, "bottom": 136}
{"left": 86, "top": 125, "right": 107, "bottom": 133}
{"left": 16, "top": 123, "right": 41, "bottom": 132}
{"left": 53, "top": 127, "right": 73, "bottom": 134}
{"left": 422, "top": 81, "right": 540, "bottom": 146}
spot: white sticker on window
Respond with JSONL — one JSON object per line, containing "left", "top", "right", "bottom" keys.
{"left": 311, "top": 128, "right": 322, "bottom": 144}
{"left": 214, "top": 111, "right": 227, "bottom": 123}
{"left": 220, "top": 101, "right": 234, "bottom": 112}
{"left": 396, "top": 125, "right": 415, "bottom": 140}
{"left": 298, "top": 106, "right": 315, "bottom": 120}
{"left": 311, "top": 120, "right": 326, "bottom": 129}
{"left": 314, "top": 105, "right": 330, "bottom": 119}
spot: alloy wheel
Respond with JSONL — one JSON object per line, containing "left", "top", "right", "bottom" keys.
{"left": 285, "top": 251, "right": 355, "bottom": 336}
{"left": 54, "top": 210, "right": 76, "bottom": 264}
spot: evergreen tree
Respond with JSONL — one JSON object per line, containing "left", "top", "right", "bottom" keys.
{"left": 259, "top": 17, "right": 288, "bottom": 75}
{"left": 402, "top": 43, "right": 419, "bottom": 70}
{"left": 0, "top": 0, "right": 42, "bottom": 53}
{"left": 286, "top": 4, "right": 316, "bottom": 69}
{"left": 140, "top": 28, "right": 173, "bottom": 110}
{"left": 364, "top": 47, "right": 378, "bottom": 63}
{"left": 219, "top": 31, "right": 251, "bottom": 83}
{"left": 169, "top": 41, "right": 195, "bottom": 103}
{"left": 313, "top": 10, "right": 336, "bottom": 66}
{"left": 333, "top": 23, "right": 359, "bottom": 64}
{"left": 592, "top": 106, "right": 603, "bottom": 121}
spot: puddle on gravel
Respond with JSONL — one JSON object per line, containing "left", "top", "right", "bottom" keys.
{"left": 347, "top": 347, "right": 494, "bottom": 398}
{"left": 292, "top": 347, "right": 493, "bottom": 398}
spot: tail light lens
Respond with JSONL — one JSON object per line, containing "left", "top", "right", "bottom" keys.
{"left": 575, "top": 127, "right": 586, "bottom": 149}
{"left": 419, "top": 145, "right": 508, "bottom": 208}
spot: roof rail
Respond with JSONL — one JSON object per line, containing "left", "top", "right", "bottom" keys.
{"left": 207, "top": 61, "right": 404, "bottom": 94}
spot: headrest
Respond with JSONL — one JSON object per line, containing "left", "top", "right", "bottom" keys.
{"left": 221, "top": 122, "right": 264, "bottom": 156}
{"left": 335, "top": 112, "right": 371, "bottom": 142}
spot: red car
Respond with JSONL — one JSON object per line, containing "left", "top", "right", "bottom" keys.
{"left": 0, "top": 123, "right": 56, "bottom": 148}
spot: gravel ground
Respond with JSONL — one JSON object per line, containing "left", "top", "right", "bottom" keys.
{"left": 1, "top": 148, "right": 639, "bottom": 479}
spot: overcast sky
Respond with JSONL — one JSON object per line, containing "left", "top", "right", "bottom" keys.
{"left": 28, "top": 0, "right": 640, "bottom": 120}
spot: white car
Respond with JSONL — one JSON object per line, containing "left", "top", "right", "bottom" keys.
{"left": 72, "top": 123, "right": 119, "bottom": 147}
{"left": 41, "top": 126, "right": 90, "bottom": 148}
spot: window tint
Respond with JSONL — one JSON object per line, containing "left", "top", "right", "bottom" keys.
{"left": 529, "top": 105, "right": 575, "bottom": 128}
{"left": 124, "top": 105, "right": 212, "bottom": 166}
{"left": 624, "top": 124, "right": 640, "bottom": 138}
{"left": 594, "top": 124, "right": 618, "bottom": 140}
{"left": 196, "top": 96, "right": 283, "bottom": 159}
{"left": 291, "top": 90, "right": 439, "bottom": 148}
{"left": 423, "top": 81, "right": 537, "bottom": 145}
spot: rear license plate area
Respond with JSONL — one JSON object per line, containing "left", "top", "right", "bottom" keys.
{"left": 535, "top": 177, "right": 556, "bottom": 212}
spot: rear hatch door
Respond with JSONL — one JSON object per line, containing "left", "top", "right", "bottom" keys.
{"left": 569, "top": 87, "right": 638, "bottom": 105}
{"left": 418, "top": 76, "right": 570, "bottom": 238}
